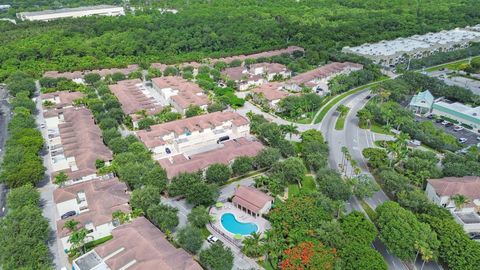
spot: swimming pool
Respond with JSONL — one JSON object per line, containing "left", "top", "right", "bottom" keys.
{"left": 221, "top": 213, "right": 258, "bottom": 235}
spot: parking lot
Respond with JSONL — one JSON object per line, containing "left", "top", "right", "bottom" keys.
{"left": 416, "top": 115, "right": 480, "bottom": 146}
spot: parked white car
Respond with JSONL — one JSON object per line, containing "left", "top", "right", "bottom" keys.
{"left": 459, "top": 138, "right": 468, "bottom": 143}
{"left": 207, "top": 235, "right": 219, "bottom": 243}
{"left": 453, "top": 126, "right": 464, "bottom": 131}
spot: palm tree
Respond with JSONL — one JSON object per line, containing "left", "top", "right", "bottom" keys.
{"left": 63, "top": 219, "right": 79, "bottom": 232}
{"left": 68, "top": 228, "right": 88, "bottom": 255}
{"left": 280, "top": 123, "right": 299, "bottom": 140}
{"left": 242, "top": 232, "right": 264, "bottom": 258}
{"left": 451, "top": 194, "right": 470, "bottom": 211}
{"left": 336, "top": 105, "right": 350, "bottom": 117}
{"left": 341, "top": 146, "right": 349, "bottom": 175}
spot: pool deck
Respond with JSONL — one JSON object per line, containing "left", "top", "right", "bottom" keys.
{"left": 210, "top": 202, "right": 270, "bottom": 241}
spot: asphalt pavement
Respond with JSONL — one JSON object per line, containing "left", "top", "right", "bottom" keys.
{"left": 0, "top": 86, "right": 11, "bottom": 217}
{"left": 320, "top": 89, "right": 443, "bottom": 270}
{"left": 33, "top": 81, "right": 69, "bottom": 270}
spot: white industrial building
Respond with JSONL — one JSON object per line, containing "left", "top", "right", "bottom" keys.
{"left": 343, "top": 26, "right": 480, "bottom": 67}
{"left": 17, "top": 5, "right": 124, "bottom": 21}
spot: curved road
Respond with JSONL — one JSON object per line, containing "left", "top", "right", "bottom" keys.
{"left": 320, "top": 89, "right": 442, "bottom": 270}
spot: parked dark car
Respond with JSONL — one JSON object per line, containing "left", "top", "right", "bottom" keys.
{"left": 435, "top": 118, "right": 443, "bottom": 123}
{"left": 427, "top": 114, "right": 434, "bottom": 119}
{"left": 445, "top": 122, "right": 454, "bottom": 127}
{"left": 217, "top": 136, "right": 230, "bottom": 144}
{"left": 61, "top": 211, "right": 76, "bottom": 220}
{"left": 165, "top": 147, "right": 171, "bottom": 154}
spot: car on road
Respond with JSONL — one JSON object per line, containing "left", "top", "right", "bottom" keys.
{"left": 61, "top": 210, "right": 76, "bottom": 219}
{"left": 365, "top": 95, "right": 371, "bottom": 100}
{"left": 207, "top": 235, "right": 219, "bottom": 243}
{"left": 453, "top": 126, "right": 464, "bottom": 131}
{"left": 441, "top": 120, "right": 449, "bottom": 125}
{"left": 477, "top": 136, "right": 480, "bottom": 141}
{"left": 459, "top": 138, "right": 468, "bottom": 144}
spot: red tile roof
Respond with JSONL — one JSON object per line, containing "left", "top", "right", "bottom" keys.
{"left": 136, "top": 111, "right": 249, "bottom": 148}
{"left": 428, "top": 176, "right": 480, "bottom": 203}
{"left": 55, "top": 177, "right": 130, "bottom": 238}
{"left": 57, "top": 107, "right": 113, "bottom": 180}
{"left": 159, "top": 138, "right": 264, "bottom": 178}
{"left": 288, "top": 62, "right": 363, "bottom": 85}
{"left": 94, "top": 217, "right": 202, "bottom": 270}
{"left": 151, "top": 76, "right": 210, "bottom": 110}
{"left": 211, "top": 46, "right": 304, "bottom": 64}
{"left": 233, "top": 185, "right": 273, "bottom": 214}
{"left": 251, "top": 82, "right": 289, "bottom": 101}
{"left": 43, "top": 65, "right": 139, "bottom": 79}
{"left": 109, "top": 79, "right": 163, "bottom": 115}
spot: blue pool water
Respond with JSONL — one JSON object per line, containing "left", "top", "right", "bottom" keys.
{"left": 221, "top": 213, "right": 258, "bottom": 235}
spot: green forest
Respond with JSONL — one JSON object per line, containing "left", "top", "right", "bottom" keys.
{"left": 2, "top": 0, "right": 480, "bottom": 80}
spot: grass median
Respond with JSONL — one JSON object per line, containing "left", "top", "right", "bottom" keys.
{"left": 334, "top": 114, "right": 346, "bottom": 130}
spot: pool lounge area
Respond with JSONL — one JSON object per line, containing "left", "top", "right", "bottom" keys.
{"left": 210, "top": 202, "right": 270, "bottom": 240}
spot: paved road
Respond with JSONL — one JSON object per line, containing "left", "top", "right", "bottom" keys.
{"left": 0, "top": 86, "right": 11, "bottom": 217}
{"left": 34, "top": 81, "right": 69, "bottom": 270}
{"left": 319, "top": 90, "right": 408, "bottom": 270}
{"left": 320, "top": 89, "right": 443, "bottom": 270}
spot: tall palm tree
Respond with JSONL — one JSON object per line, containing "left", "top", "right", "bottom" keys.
{"left": 451, "top": 194, "right": 470, "bottom": 211}
{"left": 242, "top": 232, "right": 263, "bottom": 258}
{"left": 63, "top": 219, "right": 79, "bottom": 232}
{"left": 280, "top": 123, "right": 299, "bottom": 140}
{"left": 68, "top": 228, "right": 88, "bottom": 255}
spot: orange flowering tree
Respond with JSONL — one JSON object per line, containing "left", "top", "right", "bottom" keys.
{"left": 280, "top": 241, "right": 337, "bottom": 270}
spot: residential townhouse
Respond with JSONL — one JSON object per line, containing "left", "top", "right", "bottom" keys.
{"left": 42, "top": 106, "right": 113, "bottom": 184}
{"left": 108, "top": 79, "right": 163, "bottom": 127}
{"left": 284, "top": 62, "right": 363, "bottom": 93}
{"left": 251, "top": 82, "right": 290, "bottom": 108}
{"left": 222, "top": 62, "right": 290, "bottom": 90}
{"left": 426, "top": 176, "right": 480, "bottom": 232}
{"left": 158, "top": 137, "right": 264, "bottom": 178}
{"left": 151, "top": 76, "right": 210, "bottom": 114}
{"left": 55, "top": 177, "right": 130, "bottom": 251}
{"left": 43, "top": 64, "right": 139, "bottom": 82}
{"left": 72, "top": 217, "right": 202, "bottom": 270}
{"left": 210, "top": 46, "right": 304, "bottom": 64}
{"left": 135, "top": 111, "right": 250, "bottom": 160}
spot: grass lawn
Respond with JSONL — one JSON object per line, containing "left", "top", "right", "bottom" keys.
{"left": 425, "top": 55, "right": 480, "bottom": 72}
{"left": 289, "top": 175, "right": 317, "bottom": 198}
{"left": 334, "top": 114, "right": 346, "bottom": 130}
{"left": 369, "top": 124, "right": 394, "bottom": 135}
{"left": 302, "top": 175, "right": 316, "bottom": 192}
{"left": 200, "top": 227, "right": 211, "bottom": 239}
{"left": 288, "top": 184, "right": 300, "bottom": 197}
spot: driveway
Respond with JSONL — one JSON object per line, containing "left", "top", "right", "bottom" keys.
{"left": 34, "top": 81, "right": 70, "bottom": 269}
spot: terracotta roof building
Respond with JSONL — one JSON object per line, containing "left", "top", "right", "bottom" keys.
{"left": 55, "top": 177, "right": 130, "bottom": 251}
{"left": 73, "top": 217, "right": 202, "bottom": 270}
{"left": 108, "top": 79, "right": 163, "bottom": 127}
{"left": 233, "top": 185, "right": 274, "bottom": 217}
{"left": 251, "top": 82, "right": 289, "bottom": 107}
{"left": 159, "top": 137, "right": 263, "bottom": 178}
{"left": 211, "top": 46, "right": 304, "bottom": 64}
{"left": 151, "top": 76, "right": 210, "bottom": 114}
{"left": 136, "top": 111, "right": 250, "bottom": 159}
{"left": 285, "top": 62, "right": 363, "bottom": 92}
{"left": 43, "top": 64, "right": 139, "bottom": 80}
{"left": 426, "top": 176, "right": 480, "bottom": 232}
{"left": 45, "top": 107, "right": 113, "bottom": 183}
{"left": 41, "top": 91, "right": 84, "bottom": 110}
